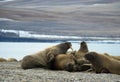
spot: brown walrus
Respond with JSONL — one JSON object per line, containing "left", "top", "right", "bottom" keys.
{"left": 75, "top": 41, "right": 89, "bottom": 59}
{"left": 85, "top": 52, "right": 120, "bottom": 75}
{"left": 52, "top": 53, "right": 91, "bottom": 72}
{"left": 52, "top": 54, "right": 81, "bottom": 72}
{"left": 21, "top": 42, "right": 72, "bottom": 69}
{"left": 104, "top": 53, "right": 120, "bottom": 61}
{"left": 74, "top": 41, "right": 90, "bottom": 67}
{"left": 7, "top": 58, "right": 18, "bottom": 62}
{"left": 0, "top": 57, "right": 7, "bottom": 62}
{"left": 111, "top": 56, "right": 120, "bottom": 61}
{"left": 64, "top": 41, "right": 91, "bottom": 72}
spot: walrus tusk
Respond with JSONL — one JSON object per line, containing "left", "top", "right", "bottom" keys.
{"left": 70, "top": 47, "right": 73, "bottom": 51}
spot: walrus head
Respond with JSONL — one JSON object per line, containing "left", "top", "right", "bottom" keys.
{"left": 64, "top": 62, "right": 82, "bottom": 72}
{"left": 64, "top": 42, "right": 73, "bottom": 50}
{"left": 79, "top": 41, "right": 88, "bottom": 53}
{"left": 64, "top": 63, "right": 75, "bottom": 72}
{"left": 58, "top": 42, "right": 73, "bottom": 51}
{"left": 84, "top": 52, "right": 98, "bottom": 63}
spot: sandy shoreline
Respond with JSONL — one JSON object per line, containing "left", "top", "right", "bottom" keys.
{"left": 0, "top": 62, "right": 120, "bottom": 82}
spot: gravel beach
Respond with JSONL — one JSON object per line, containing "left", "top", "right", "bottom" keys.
{"left": 0, "top": 62, "right": 120, "bottom": 82}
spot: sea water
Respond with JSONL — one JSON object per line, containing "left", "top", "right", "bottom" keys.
{"left": 0, "top": 42, "right": 120, "bottom": 60}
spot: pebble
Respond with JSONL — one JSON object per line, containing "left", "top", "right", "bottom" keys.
{"left": 0, "top": 62, "right": 120, "bottom": 82}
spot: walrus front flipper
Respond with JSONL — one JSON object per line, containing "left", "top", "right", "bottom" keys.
{"left": 80, "top": 64, "right": 92, "bottom": 71}
{"left": 46, "top": 52, "right": 56, "bottom": 69}
{"left": 21, "top": 56, "right": 45, "bottom": 69}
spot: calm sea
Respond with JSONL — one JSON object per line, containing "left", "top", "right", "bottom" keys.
{"left": 0, "top": 42, "right": 120, "bottom": 60}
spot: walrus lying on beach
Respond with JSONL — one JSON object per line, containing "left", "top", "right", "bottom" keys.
{"left": 75, "top": 41, "right": 89, "bottom": 59}
{"left": 7, "top": 58, "right": 18, "bottom": 62}
{"left": 54, "top": 41, "right": 91, "bottom": 72}
{"left": 63, "top": 41, "right": 91, "bottom": 72}
{"left": 52, "top": 53, "right": 91, "bottom": 72}
{"left": 52, "top": 54, "right": 80, "bottom": 72}
{"left": 21, "top": 42, "right": 72, "bottom": 69}
{"left": 0, "top": 57, "right": 7, "bottom": 62}
{"left": 74, "top": 41, "right": 90, "bottom": 66}
{"left": 85, "top": 52, "right": 120, "bottom": 75}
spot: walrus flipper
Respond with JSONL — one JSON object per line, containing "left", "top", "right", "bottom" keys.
{"left": 21, "top": 56, "right": 45, "bottom": 69}
{"left": 46, "top": 52, "right": 56, "bottom": 69}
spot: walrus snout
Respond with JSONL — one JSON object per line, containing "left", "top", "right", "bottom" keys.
{"left": 64, "top": 63, "right": 82, "bottom": 72}
{"left": 64, "top": 63, "right": 75, "bottom": 72}
{"left": 64, "top": 42, "right": 73, "bottom": 51}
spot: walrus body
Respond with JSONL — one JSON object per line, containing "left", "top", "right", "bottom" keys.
{"left": 75, "top": 41, "right": 89, "bottom": 59}
{"left": 52, "top": 53, "right": 91, "bottom": 72}
{"left": 64, "top": 41, "right": 91, "bottom": 72}
{"left": 85, "top": 52, "right": 120, "bottom": 75}
{"left": 7, "top": 58, "right": 18, "bottom": 62}
{"left": 74, "top": 41, "right": 90, "bottom": 69}
{"left": 0, "top": 57, "right": 7, "bottom": 62}
{"left": 21, "top": 42, "right": 72, "bottom": 69}
{"left": 53, "top": 54, "right": 82, "bottom": 72}
{"left": 111, "top": 56, "right": 120, "bottom": 61}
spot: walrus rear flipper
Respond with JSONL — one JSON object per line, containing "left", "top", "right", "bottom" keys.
{"left": 21, "top": 56, "right": 45, "bottom": 69}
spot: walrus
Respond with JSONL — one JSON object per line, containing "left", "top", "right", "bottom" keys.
{"left": 21, "top": 42, "right": 72, "bottom": 69}
{"left": 111, "top": 56, "right": 120, "bottom": 61}
{"left": 104, "top": 53, "right": 120, "bottom": 61}
{"left": 52, "top": 54, "right": 81, "bottom": 72}
{"left": 0, "top": 57, "right": 7, "bottom": 62}
{"left": 52, "top": 53, "right": 91, "bottom": 72}
{"left": 75, "top": 41, "right": 89, "bottom": 59}
{"left": 65, "top": 41, "right": 91, "bottom": 71}
{"left": 7, "top": 58, "right": 18, "bottom": 62}
{"left": 74, "top": 41, "right": 90, "bottom": 67}
{"left": 85, "top": 52, "right": 120, "bottom": 74}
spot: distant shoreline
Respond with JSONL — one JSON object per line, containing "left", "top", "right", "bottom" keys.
{"left": 0, "top": 36, "right": 120, "bottom": 44}
{"left": 0, "top": 37, "right": 65, "bottom": 42}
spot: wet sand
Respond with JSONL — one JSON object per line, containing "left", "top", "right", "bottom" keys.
{"left": 0, "top": 62, "right": 120, "bottom": 82}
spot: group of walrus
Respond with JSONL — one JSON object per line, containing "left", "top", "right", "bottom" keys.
{"left": 21, "top": 41, "right": 120, "bottom": 75}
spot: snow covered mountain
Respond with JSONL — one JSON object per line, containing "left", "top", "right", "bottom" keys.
{"left": 0, "top": 0, "right": 120, "bottom": 41}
